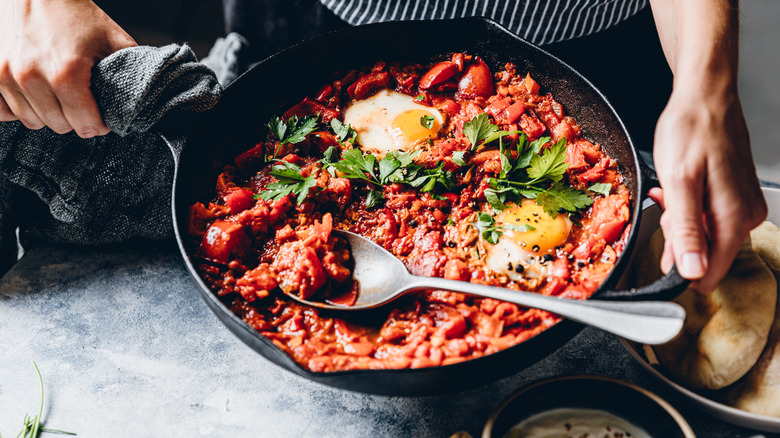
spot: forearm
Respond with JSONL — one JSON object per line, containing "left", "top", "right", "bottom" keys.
{"left": 649, "top": 0, "right": 739, "bottom": 98}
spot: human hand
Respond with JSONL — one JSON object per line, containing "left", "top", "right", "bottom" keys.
{"left": 0, "top": 0, "right": 137, "bottom": 137}
{"left": 650, "top": 88, "right": 766, "bottom": 294}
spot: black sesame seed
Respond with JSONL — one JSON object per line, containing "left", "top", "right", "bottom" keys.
{"left": 542, "top": 254, "right": 554, "bottom": 262}
{"left": 514, "top": 264, "right": 524, "bottom": 273}
{"left": 533, "top": 212, "right": 538, "bottom": 216}
{"left": 577, "top": 261, "right": 586, "bottom": 268}
{"left": 409, "top": 220, "right": 418, "bottom": 227}
{"left": 567, "top": 254, "right": 575, "bottom": 261}
{"left": 507, "top": 262, "right": 514, "bottom": 270}
{"left": 447, "top": 241, "right": 457, "bottom": 248}
{"left": 532, "top": 245, "right": 540, "bottom": 252}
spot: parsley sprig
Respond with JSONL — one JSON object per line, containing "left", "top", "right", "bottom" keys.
{"left": 268, "top": 114, "right": 319, "bottom": 145}
{"left": 476, "top": 212, "right": 536, "bottom": 245}
{"left": 483, "top": 134, "right": 592, "bottom": 218}
{"left": 330, "top": 119, "right": 357, "bottom": 144}
{"left": 256, "top": 160, "right": 318, "bottom": 205}
{"left": 321, "top": 146, "right": 455, "bottom": 208}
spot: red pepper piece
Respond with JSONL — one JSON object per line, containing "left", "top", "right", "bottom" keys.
{"left": 314, "top": 84, "right": 333, "bottom": 102}
{"left": 524, "top": 73, "right": 540, "bottom": 95}
{"left": 283, "top": 97, "right": 339, "bottom": 123}
{"left": 224, "top": 188, "right": 255, "bottom": 213}
{"left": 419, "top": 61, "right": 459, "bottom": 89}
{"left": 500, "top": 101, "right": 526, "bottom": 124}
{"left": 485, "top": 98, "right": 511, "bottom": 118}
{"left": 201, "top": 220, "right": 250, "bottom": 264}
{"left": 451, "top": 53, "right": 465, "bottom": 71}
{"left": 234, "top": 143, "right": 264, "bottom": 171}
{"left": 347, "top": 71, "right": 391, "bottom": 100}
{"left": 457, "top": 57, "right": 495, "bottom": 98}
{"left": 439, "top": 99, "right": 460, "bottom": 116}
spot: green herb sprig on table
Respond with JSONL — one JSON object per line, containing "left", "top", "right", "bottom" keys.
{"left": 2, "top": 362, "right": 77, "bottom": 438}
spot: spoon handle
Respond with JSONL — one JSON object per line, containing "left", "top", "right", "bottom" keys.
{"left": 403, "top": 276, "right": 684, "bottom": 345}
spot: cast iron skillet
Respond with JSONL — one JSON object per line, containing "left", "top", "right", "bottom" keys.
{"left": 168, "top": 17, "right": 687, "bottom": 396}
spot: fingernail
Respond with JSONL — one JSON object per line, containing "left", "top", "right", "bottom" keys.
{"left": 680, "top": 252, "right": 707, "bottom": 278}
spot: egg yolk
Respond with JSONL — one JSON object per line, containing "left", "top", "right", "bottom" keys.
{"left": 391, "top": 109, "right": 441, "bottom": 145}
{"left": 497, "top": 199, "right": 571, "bottom": 254}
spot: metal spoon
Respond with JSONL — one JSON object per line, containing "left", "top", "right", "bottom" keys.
{"left": 286, "top": 230, "right": 685, "bottom": 345}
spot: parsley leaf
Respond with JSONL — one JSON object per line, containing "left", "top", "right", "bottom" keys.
{"left": 420, "top": 115, "right": 436, "bottom": 129}
{"left": 268, "top": 114, "right": 320, "bottom": 145}
{"left": 526, "top": 138, "right": 568, "bottom": 183}
{"left": 330, "top": 148, "right": 378, "bottom": 184}
{"left": 475, "top": 212, "right": 536, "bottom": 245}
{"left": 410, "top": 161, "right": 455, "bottom": 193}
{"left": 452, "top": 151, "right": 468, "bottom": 166}
{"left": 535, "top": 183, "right": 593, "bottom": 218}
{"left": 588, "top": 182, "right": 612, "bottom": 197}
{"left": 257, "top": 160, "right": 318, "bottom": 205}
{"left": 330, "top": 118, "right": 357, "bottom": 143}
{"left": 463, "top": 113, "right": 499, "bottom": 149}
{"left": 365, "top": 189, "right": 384, "bottom": 209}
{"left": 320, "top": 146, "right": 341, "bottom": 165}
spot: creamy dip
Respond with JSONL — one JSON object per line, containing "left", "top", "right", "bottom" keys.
{"left": 504, "top": 408, "right": 651, "bottom": 438}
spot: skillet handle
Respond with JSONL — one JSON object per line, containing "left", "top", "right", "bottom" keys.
{"left": 599, "top": 263, "right": 689, "bottom": 301}
{"left": 638, "top": 150, "right": 660, "bottom": 189}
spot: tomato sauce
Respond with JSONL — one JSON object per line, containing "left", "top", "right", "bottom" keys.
{"left": 189, "top": 54, "right": 631, "bottom": 372}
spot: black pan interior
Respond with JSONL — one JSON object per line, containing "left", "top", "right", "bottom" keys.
{"left": 172, "top": 17, "right": 643, "bottom": 396}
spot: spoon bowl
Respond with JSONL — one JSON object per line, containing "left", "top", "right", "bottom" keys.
{"left": 283, "top": 231, "right": 685, "bottom": 345}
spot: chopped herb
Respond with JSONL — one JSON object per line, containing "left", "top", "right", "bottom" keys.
{"left": 256, "top": 160, "right": 318, "bottom": 205}
{"left": 365, "top": 189, "right": 384, "bottom": 209}
{"left": 475, "top": 212, "right": 536, "bottom": 245}
{"left": 330, "top": 118, "right": 357, "bottom": 143}
{"left": 462, "top": 113, "right": 499, "bottom": 149}
{"left": 588, "top": 182, "right": 612, "bottom": 197}
{"left": 452, "top": 151, "right": 468, "bottom": 166}
{"left": 414, "top": 94, "right": 425, "bottom": 102}
{"left": 320, "top": 146, "right": 341, "bottom": 165}
{"left": 446, "top": 217, "right": 456, "bottom": 226}
{"left": 526, "top": 137, "right": 569, "bottom": 184}
{"left": 267, "top": 114, "right": 319, "bottom": 145}
{"left": 420, "top": 115, "right": 436, "bottom": 129}
{"left": 535, "top": 183, "right": 593, "bottom": 218}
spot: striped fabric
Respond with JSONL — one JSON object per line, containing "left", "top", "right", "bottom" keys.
{"left": 318, "top": 0, "right": 648, "bottom": 45}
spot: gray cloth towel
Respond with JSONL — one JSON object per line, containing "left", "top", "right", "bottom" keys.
{"left": 0, "top": 33, "right": 251, "bottom": 274}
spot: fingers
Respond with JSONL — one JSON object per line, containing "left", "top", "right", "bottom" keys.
{"left": 658, "top": 170, "right": 709, "bottom": 282}
{"left": 0, "top": 94, "right": 17, "bottom": 122}
{"left": 0, "top": 59, "right": 109, "bottom": 137}
{"left": 51, "top": 59, "right": 110, "bottom": 137}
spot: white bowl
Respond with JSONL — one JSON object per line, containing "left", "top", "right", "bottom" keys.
{"left": 619, "top": 187, "right": 780, "bottom": 433}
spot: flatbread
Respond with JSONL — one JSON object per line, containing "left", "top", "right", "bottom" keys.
{"left": 724, "top": 221, "right": 780, "bottom": 417}
{"left": 636, "top": 228, "right": 777, "bottom": 390}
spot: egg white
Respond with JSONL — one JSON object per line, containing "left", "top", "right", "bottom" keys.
{"left": 343, "top": 89, "right": 444, "bottom": 155}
